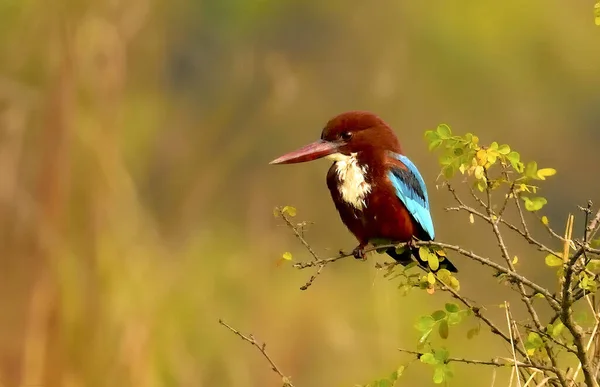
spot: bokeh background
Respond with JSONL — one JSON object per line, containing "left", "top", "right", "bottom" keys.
{"left": 1, "top": 0, "right": 599, "bottom": 386}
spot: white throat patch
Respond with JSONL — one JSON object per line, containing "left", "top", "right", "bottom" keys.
{"left": 326, "top": 152, "right": 371, "bottom": 210}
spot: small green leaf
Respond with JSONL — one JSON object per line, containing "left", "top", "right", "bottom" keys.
{"left": 282, "top": 206, "right": 297, "bottom": 217}
{"left": 467, "top": 327, "right": 480, "bottom": 339}
{"left": 436, "top": 124, "right": 452, "bottom": 138}
{"left": 429, "top": 139, "right": 443, "bottom": 151}
{"left": 415, "top": 315, "right": 436, "bottom": 332}
{"left": 434, "top": 348, "right": 449, "bottom": 363}
{"left": 545, "top": 254, "right": 563, "bottom": 267}
{"left": 282, "top": 252, "right": 293, "bottom": 261}
{"left": 428, "top": 253, "right": 440, "bottom": 271}
{"left": 522, "top": 196, "right": 547, "bottom": 211}
{"left": 525, "top": 161, "right": 538, "bottom": 179}
{"left": 551, "top": 321, "right": 565, "bottom": 338}
{"left": 420, "top": 352, "right": 437, "bottom": 365}
{"left": 431, "top": 310, "right": 447, "bottom": 321}
{"left": 497, "top": 144, "right": 511, "bottom": 155}
{"left": 447, "top": 312, "right": 462, "bottom": 325}
{"left": 525, "top": 332, "right": 544, "bottom": 355}
{"left": 445, "top": 303, "right": 460, "bottom": 313}
{"left": 438, "top": 319, "right": 449, "bottom": 339}
{"left": 427, "top": 272, "right": 436, "bottom": 285}
{"left": 506, "top": 151, "right": 520, "bottom": 169}
{"left": 432, "top": 366, "right": 445, "bottom": 384}
{"left": 536, "top": 168, "right": 557, "bottom": 180}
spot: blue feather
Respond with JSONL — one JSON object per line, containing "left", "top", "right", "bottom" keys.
{"left": 387, "top": 153, "right": 435, "bottom": 240}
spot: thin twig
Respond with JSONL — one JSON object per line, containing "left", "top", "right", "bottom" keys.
{"left": 219, "top": 319, "right": 294, "bottom": 387}
{"left": 396, "top": 348, "right": 555, "bottom": 372}
{"left": 279, "top": 209, "right": 320, "bottom": 261}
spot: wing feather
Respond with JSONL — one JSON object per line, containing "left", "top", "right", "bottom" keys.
{"left": 387, "top": 153, "right": 435, "bottom": 240}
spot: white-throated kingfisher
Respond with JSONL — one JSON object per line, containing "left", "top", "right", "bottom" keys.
{"left": 270, "top": 111, "right": 457, "bottom": 272}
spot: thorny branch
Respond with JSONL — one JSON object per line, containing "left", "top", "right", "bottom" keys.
{"left": 218, "top": 319, "right": 294, "bottom": 387}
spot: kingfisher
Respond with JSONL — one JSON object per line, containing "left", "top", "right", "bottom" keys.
{"left": 269, "top": 111, "right": 457, "bottom": 272}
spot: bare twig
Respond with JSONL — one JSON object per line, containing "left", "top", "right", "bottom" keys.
{"left": 219, "top": 319, "right": 294, "bottom": 387}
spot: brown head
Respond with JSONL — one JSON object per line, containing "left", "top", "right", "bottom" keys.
{"left": 269, "top": 111, "right": 402, "bottom": 165}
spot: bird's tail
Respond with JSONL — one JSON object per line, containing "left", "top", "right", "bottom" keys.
{"left": 386, "top": 246, "right": 458, "bottom": 273}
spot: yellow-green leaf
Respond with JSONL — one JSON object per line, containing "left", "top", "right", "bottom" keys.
{"left": 541, "top": 216, "right": 549, "bottom": 225}
{"left": 428, "top": 253, "right": 440, "bottom": 271}
{"left": 427, "top": 272, "right": 436, "bottom": 284}
{"left": 498, "top": 144, "right": 511, "bottom": 155}
{"left": 512, "top": 256, "right": 518, "bottom": 265}
{"left": 595, "top": 1, "right": 600, "bottom": 26}
{"left": 282, "top": 252, "right": 293, "bottom": 261}
{"left": 536, "top": 168, "right": 557, "bottom": 180}
{"left": 282, "top": 206, "right": 297, "bottom": 217}
{"left": 545, "top": 254, "right": 562, "bottom": 267}
{"left": 436, "top": 124, "right": 452, "bottom": 138}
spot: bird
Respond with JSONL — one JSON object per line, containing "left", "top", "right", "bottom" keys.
{"left": 269, "top": 111, "right": 457, "bottom": 273}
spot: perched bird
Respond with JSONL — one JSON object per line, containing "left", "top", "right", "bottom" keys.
{"left": 270, "top": 111, "right": 457, "bottom": 272}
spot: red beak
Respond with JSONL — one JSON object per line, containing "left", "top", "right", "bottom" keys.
{"left": 269, "top": 140, "right": 339, "bottom": 165}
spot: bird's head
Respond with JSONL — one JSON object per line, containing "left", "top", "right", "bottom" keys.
{"left": 269, "top": 111, "right": 402, "bottom": 165}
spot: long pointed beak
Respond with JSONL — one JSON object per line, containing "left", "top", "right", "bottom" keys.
{"left": 269, "top": 140, "right": 339, "bottom": 165}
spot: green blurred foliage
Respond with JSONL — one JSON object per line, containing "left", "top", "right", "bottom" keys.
{"left": 0, "top": 0, "right": 599, "bottom": 386}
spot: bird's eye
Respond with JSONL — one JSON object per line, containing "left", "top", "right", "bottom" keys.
{"left": 341, "top": 131, "right": 352, "bottom": 141}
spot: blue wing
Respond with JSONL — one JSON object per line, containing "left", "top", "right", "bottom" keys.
{"left": 387, "top": 152, "right": 435, "bottom": 240}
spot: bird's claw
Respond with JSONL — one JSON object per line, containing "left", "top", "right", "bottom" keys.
{"left": 352, "top": 246, "right": 366, "bottom": 260}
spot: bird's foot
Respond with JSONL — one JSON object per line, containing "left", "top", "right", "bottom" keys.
{"left": 406, "top": 238, "right": 418, "bottom": 250}
{"left": 352, "top": 245, "right": 367, "bottom": 260}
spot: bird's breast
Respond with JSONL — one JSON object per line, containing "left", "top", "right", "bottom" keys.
{"left": 327, "top": 153, "right": 372, "bottom": 210}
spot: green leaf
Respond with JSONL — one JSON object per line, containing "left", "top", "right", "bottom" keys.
{"left": 467, "top": 327, "right": 480, "bottom": 339}
{"left": 434, "top": 348, "right": 449, "bottom": 363}
{"left": 545, "top": 254, "right": 563, "bottom": 267}
{"left": 389, "top": 365, "right": 405, "bottom": 381}
{"left": 282, "top": 252, "right": 293, "bottom": 261}
{"left": 445, "top": 303, "right": 460, "bottom": 313}
{"left": 420, "top": 352, "right": 437, "bottom": 365}
{"left": 428, "top": 253, "right": 440, "bottom": 271}
{"left": 525, "top": 332, "right": 544, "bottom": 355}
{"left": 432, "top": 366, "right": 445, "bottom": 384}
{"left": 431, "top": 310, "right": 447, "bottom": 321}
{"left": 428, "top": 139, "right": 443, "bottom": 151}
{"left": 442, "top": 165, "right": 455, "bottom": 179}
{"left": 438, "top": 319, "right": 449, "bottom": 339}
{"left": 506, "top": 151, "right": 520, "bottom": 169}
{"left": 525, "top": 161, "right": 538, "bottom": 179}
{"left": 447, "top": 312, "right": 462, "bottom": 325}
{"left": 282, "top": 206, "right": 297, "bottom": 217}
{"left": 415, "top": 315, "right": 436, "bottom": 332}
{"left": 427, "top": 272, "right": 436, "bottom": 285}
{"left": 551, "top": 321, "right": 565, "bottom": 338}
{"left": 436, "top": 124, "right": 452, "bottom": 138}
{"left": 536, "top": 168, "right": 557, "bottom": 180}
{"left": 497, "top": 144, "right": 511, "bottom": 155}
{"left": 522, "top": 196, "right": 547, "bottom": 211}
{"left": 419, "top": 246, "right": 436, "bottom": 262}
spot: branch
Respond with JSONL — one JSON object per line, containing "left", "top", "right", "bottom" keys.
{"left": 396, "top": 348, "right": 557, "bottom": 373}
{"left": 218, "top": 319, "right": 294, "bottom": 387}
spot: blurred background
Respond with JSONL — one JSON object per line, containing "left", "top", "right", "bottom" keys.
{"left": 1, "top": 0, "right": 599, "bottom": 386}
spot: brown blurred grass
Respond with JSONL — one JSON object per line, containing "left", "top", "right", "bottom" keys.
{"left": 0, "top": 0, "right": 599, "bottom": 386}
